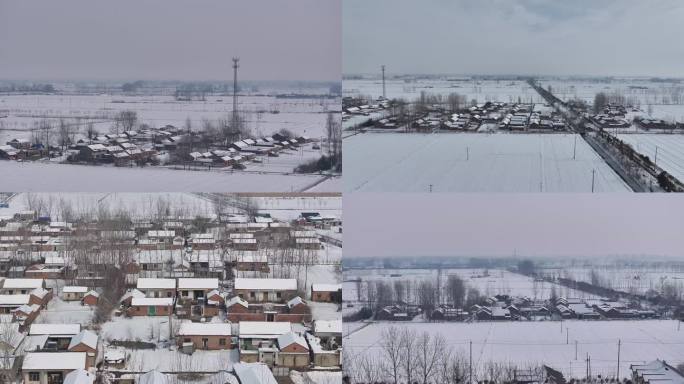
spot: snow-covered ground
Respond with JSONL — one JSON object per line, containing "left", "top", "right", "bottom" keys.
{"left": 0, "top": 161, "right": 330, "bottom": 192}
{"left": 617, "top": 134, "right": 684, "bottom": 181}
{"left": 0, "top": 93, "right": 338, "bottom": 144}
{"left": 344, "top": 133, "right": 630, "bottom": 192}
{"left": 345, "top": 320, "right": 684, "bottom": 380}
{"left": 537, "top": 78, "right": 684, "bottom": 110}
{"left": 545, "top": 265, "right": 684, "bottom": 296}
{"left": 344, "top": 78, "right": 544, "bottom": 104}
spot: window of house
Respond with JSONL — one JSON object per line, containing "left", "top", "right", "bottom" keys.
{"left": 219, "top": 338, "right": 226, "bottom": 345}
{"left": 276, "top": 292, "right": 282, "bottom": 299}
{"left": 184, "top": 338, "right": 191, "bottom": 343}
{"left": 29, "top": 372, "right": 40, "bottom": 382}
{"left": 250, "top": 292, "right": 255, "bottom": 298}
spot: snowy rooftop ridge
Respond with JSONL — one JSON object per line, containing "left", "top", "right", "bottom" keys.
{"left": 234, "top": 278, "right": 297, "bottom": 291}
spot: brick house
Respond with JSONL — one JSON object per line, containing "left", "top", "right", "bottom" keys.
{"left": 127, "top": 297, "right": 174, "bottom": 316}
{"left": 177, "top": 322, "right": 233, "bottom": 350}
{"left": 233, "top": 278, "right": 297, "bottom": 303}
{"left": 310, "top": 284, "right": 342, "bottom": 303}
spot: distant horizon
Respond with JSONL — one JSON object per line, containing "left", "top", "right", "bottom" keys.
{"left": 343, "top": 73, "right": 684, "bottom": 80}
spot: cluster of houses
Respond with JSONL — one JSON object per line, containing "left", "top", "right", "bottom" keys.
{"left": 591, "top": 104, "right": 631, "bottom": 129}
{"left": 373, "top": 294, "right": 659, "bottom": 322}
{"left": 188, "top": 133, "right": 312, "bottom": 168}
{"left": 0, "top": 206, "right": 342, "bottom": 383}
{"left": 0, "top": 123, "right": 316, "bottom": 170}
{"left": 346, "top": 100, "right": 569, "bottom": 133}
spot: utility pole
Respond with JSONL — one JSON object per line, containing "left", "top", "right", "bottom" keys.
{"left": 573, "top": 134, "right": 577, "bottom": 160}
{"left": 469, "top": 340, "right": 473, "bottom": 384}
{"left": 232, "top": 57, "right": 240, "bottom": 116}
{"left": 591, "top": 169, "right": 596, "bottom": 193}
{"left": 617, "top": 339, "right": 621, "bottom": 380}
{"left": 566, "top": 328, "right": 569, "bottom": 344}
{"left": 575, "top": 340, "right": 578, "bottom": 360}
{"left": 654, "top": 146, "right": 659, "bottom": 166}
{"left": 381, "top": 65, "right": 386, "bottom": 100}
{"left": 466, "top": 146, "right": 470, "bottom": 161}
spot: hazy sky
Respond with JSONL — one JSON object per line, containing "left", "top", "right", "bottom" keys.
{"left": 0, "top": 0, "right": 341, "bottom": 82}
{"left": 344, "top": 0, "right": 684, "bottom": 77}
{"left": 345, "top": 194, "right": 684, "bottom": 259}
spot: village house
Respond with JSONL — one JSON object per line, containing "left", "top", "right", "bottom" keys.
{"left": 276, "top": 332, "right": 310, "bottom": 368}
{"left": 177, "top": 322, "right": 234, "bottom": 351}
{"left": 631, "top": 360, "right": 684, "bottom": 384}
{"left": 127, "top": 297, "right": 174, "bottom": 316}
{"left": 177, "top": 278, "right": 219, "bottom": 301}
{"left": 0, "top": 278, "right": 45, "bottom": 295}
{"left": 238, "top": 321, "right": 292, "bottom": 365}
{"left": 234, "top": 278, "right": 298, "bottom": 303}
{"left": 67, "top": 330, "right": 99, "bottom": 368}
{"left": 21, "top": 352, "right": 87, "bottom": 384}
{"left": 82, "top": 291, "right": 99, "bottom": 306}
{"left": 136, "top": 278, "right": 176, "bottom": 298}
{"left": 310, "top": 283, "right": 342, "bottom": 303}
{"left": 62, "top": 286, "right": 89, "bottom": 301}
{"left": 225, "top": 295, "right": 312, "bottom": 323}
{"left": 0, "top": 294, "right": 30, "bottom": 314}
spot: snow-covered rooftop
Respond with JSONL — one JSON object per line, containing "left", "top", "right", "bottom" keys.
{"left": 234, "top": 278, "right": 297, "bottom": 291}
{"left": 29, "top": 323, "right": 81, "bottom": 336}
{"left": 137, "top": 278, "right": 176, "bottom": 290}
{"left": 178, "top": 322, "right": 232, "bottom": 336}
{"left": 311, "top": 283, "right": 341, "bottom": 292}
{"left": 239, "top": 321, "right": 291, "bottom": 338}
{"left": 178, "top": 278, "right": 219, "bottom": 290}
{"left": 22, "top": 352, "right": 86, "bottom": 370}
{"left": 1, "top": 278, "right": 43, "bottom": 289}
{"left": 131, "top": 297, "right": 174, "bottom": 306}
{"left": 68, "top": 329, "right": 98, "bottom": 350}
{"left": 233, "top": 363, "right": 278, "bottom": 384}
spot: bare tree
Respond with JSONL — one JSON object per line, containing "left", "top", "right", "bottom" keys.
{"left": 446, "top": 274, "right": 467, "bottom": 309}
{"left": 416, "top": 331, "right": 447, "bottom": 384}
{"left": 380, "top": 326, "right": 402, "bottom": 384}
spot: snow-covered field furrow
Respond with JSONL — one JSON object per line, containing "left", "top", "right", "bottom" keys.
{"left": 344, "top": 133, "right": 631, "bottom": 192}
{"left": 0, "top": 161, "right": 328, "bottom": 192}
{"left": 345, "top": 320, "right": 684, "bottom": 380}
{"left": 618, "top": 134, "right": 684, "bottom": 181}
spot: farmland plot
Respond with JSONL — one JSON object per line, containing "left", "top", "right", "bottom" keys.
{"left": 344, "top": 133, "right": 630, "bottom": 192}
{"left": 345, "top": 320, "right": 684, "bottom": 380}
{"left": 344, "top": 79, "right": 544, "bottom": 104}
{"left": 0, "top": 161, "right": 329, "bottom": 192}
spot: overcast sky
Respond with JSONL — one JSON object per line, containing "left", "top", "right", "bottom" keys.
{"left": 344, "top": 0, "right": 684, "bottom": 77}
{"left": 0, "top": 0, "right": 340, "bottom": 82}
{"left": 345, "top": 194, "right": 684, "bottom": 259}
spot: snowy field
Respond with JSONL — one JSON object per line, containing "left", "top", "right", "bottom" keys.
{"left": 344, "top": 133, "right": 630, "bottom": 192}
{"left": 345, "top": 320, "right": 684, "bottom": 380}
{"left": 617, "top": 134, "right": 684, "bottom": 181}
{"left": 537, "top": 78, "right": 684, "bottom": 109}
{"left": 546, "top": 265, "right": 684, "bottom": 296}
{"left": 0, "top": 161, "right": 330, "bottom": 192}
{"left": 344, "top": 78, "right": 544, "bottom": 104}
{"left": 1, "top": 192, "right": 218, "bottom": 220}
{"left": 344, "top": 268, "right": 600, "bottom": 307}
{"left": 0, "top": 93, "right": 339, "bottom": 144}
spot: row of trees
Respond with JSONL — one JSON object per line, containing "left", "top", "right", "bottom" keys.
{"left": 358, "top": 274, "right": 483, "bottom": 319}
{"left": 344, "top": 326, "right": 533, "bottom": 384}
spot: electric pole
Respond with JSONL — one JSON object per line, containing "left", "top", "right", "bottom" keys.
{"left": 654, "top": 146, "right": 659, "bottom": 166}
{"left": 469, "top": 340, "right": 473, "bottom": 384}
{"left": 591, "top": 169, "right": 596, "bottom": 193}
{"left": 617, "top": 339, "right": 621, "bottom": 380}
{"left": 573, "top": 134, "right": 577, "bottom": 160}
{"left": 381, "top": 65, "right": 386, "bottom": 100}
{"left": 232, "top": 57, "right": 240, "bottom": 116}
